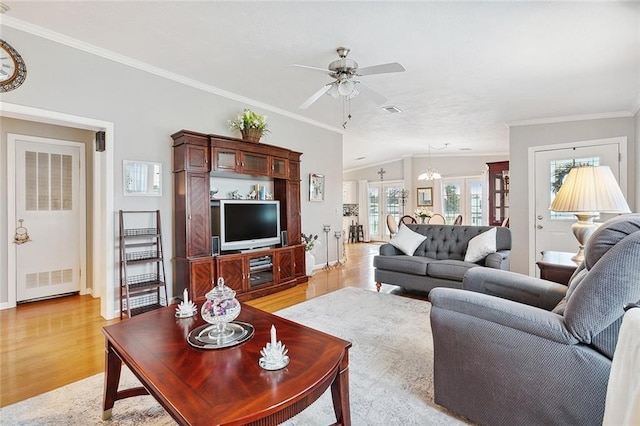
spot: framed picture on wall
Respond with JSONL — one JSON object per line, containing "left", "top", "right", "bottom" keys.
{"left": 417, "top": 187, "right": 433, "bottom": 206}
{"left": 309, "top": 173, "right": 325, "bottom": 202}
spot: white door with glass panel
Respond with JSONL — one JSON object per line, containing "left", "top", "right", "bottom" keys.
{"left": 367, "top": 181, "right": 405, "bottom": 241}
{"left": 533, "top": 141, "right": 622, "bottom": 271}
{"left": 441, "top": 177, "right": 484, "bottom": 225}
{"left": 12, "top": 135, "right": 84, "bottom": 302}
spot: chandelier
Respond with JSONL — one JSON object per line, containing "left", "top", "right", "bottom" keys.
{"left": 418, "top": 144, "right": 448, "bottom": 181}
{"left": 417, "top": 167, "right": 441, "bottom": 181}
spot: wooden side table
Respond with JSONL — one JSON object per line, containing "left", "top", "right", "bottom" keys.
{"left": 536, "top": 251, "right": 579, "bottom": 286}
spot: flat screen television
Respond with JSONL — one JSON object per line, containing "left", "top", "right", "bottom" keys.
{"left": 211, "top": 199, "right": 281, "bottom": 251}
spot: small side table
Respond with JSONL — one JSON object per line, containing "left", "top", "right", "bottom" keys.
{"left": 536, "top": 251, "right": 579, "bottom": 286}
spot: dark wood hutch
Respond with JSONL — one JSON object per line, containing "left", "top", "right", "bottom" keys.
{"left": 172, "top": 130, "right": 307, "bottom": 302}
{"left": 487, "top": 160, "right": 509, "bottom": 227}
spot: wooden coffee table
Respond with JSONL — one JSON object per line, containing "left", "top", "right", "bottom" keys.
{"left": 102, "top": 304, "right": 352, "bottom": 425}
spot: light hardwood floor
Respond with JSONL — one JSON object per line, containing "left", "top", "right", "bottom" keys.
{"left": 1, "top": 242, "right": 414, "bottom": 408}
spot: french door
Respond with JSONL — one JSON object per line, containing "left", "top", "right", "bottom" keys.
{"left": 441, "top": 177, "right": 484, "bottom": 225}
{"left": 367, "top": 181, "right": 405, "bottom": 241}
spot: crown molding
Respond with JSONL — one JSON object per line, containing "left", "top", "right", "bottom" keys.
{"left": 1, "top": 16, "right": 344, "bottom": 135}
{"left": 507, "top": 110, "right": 634, "bottom": 127}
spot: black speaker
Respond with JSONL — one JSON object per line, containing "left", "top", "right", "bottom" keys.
{"left": 95, "top": 131, "right": 106, "bottom": 152}
{"left": 281, "top": 230, "right": 288, "bottom": 247}
{"left": 211, "top": 236, "right": 220, "bottom": 256}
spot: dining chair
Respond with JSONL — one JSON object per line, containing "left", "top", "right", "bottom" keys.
{"left": 453, "top": 215, "right": 463, "bottom": 225}
{"left": 386, "top": 214, "right": 399, "bottom": 237}
{"left": 428, "top": 214, "right": 446, "bottom": 225}
{"left": 399, "top": 215, "right": 417, "bottom": 226}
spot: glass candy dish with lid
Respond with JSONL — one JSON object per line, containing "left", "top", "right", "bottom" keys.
{"left": 200, "top": 277, "right": 242, "bottom": 343}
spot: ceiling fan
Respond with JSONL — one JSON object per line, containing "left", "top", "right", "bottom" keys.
{"left": 293, "top": 47, "right": 406, "bottom": 109}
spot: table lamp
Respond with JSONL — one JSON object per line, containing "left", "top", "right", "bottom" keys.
{"left": 549, "top": 165, "right": 630, "bottom": 262}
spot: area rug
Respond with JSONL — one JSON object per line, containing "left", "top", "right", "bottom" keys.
{"left": 0, "top": 287, "right": 469, "bottom": 425}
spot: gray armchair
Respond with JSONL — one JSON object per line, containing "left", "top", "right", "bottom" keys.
{"left": 429, "top": 213, "right": 640, "bottom": 425}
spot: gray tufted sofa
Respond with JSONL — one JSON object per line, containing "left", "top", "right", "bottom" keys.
{"left": 373, "top": 224, "right": 511, "bottom": 293}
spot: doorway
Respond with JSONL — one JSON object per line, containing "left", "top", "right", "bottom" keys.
{"left": 367, "top": 180, "right": 405, "bottom": 241}
{"left": 2, "top": 102, "right": 116, "bottom": 319}
{"left": 11, "top": 135, "right": 85, "bottom": 302}
{"left": 529, "top": 137, "right": 627, "bottom": 275}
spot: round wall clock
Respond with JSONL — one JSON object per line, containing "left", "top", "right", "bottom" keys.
{"left": 0, "top": 39, "right": 27, "bottom": 93}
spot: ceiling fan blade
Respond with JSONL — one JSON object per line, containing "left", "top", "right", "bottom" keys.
{"left": 356, "top": 81, "right": 388, "bottom": 105}
{"left": 291, "top": 64, "right": 330, "bottom": 73}
{"left": 357, "top": 62, "right": 406, "bottom": 76}
{"left": 299, "top": 84, "right": 332, "bottom": 109}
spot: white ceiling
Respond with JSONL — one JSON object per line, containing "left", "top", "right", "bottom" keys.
{"left": 3, "top": 1, "right": 639, "bottom": 170}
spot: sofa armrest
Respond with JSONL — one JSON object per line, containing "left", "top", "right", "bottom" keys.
{"left": 484, "top": 250, "right": 509, "bottom": 269}
{"left": 463, "top": 267, "right": 567, "bottom": 311}
{"left": 429, "top": 287, "right": 577, "bottom": 344}
{"left": 379, "top": 243, "right": 402, "bottom": 256}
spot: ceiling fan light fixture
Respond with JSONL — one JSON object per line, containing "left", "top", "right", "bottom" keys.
{"left": 338, "top": 79, "right": 356, "bottom": 96}
{"left": 328, "top": 82, "right": 340, "bottom": 98}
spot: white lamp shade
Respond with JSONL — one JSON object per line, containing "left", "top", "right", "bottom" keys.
{"left": 549, "top": 166, "right": 631, "bottom": 213}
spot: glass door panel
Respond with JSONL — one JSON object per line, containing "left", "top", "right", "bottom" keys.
{"left": 368, "top": 181, "right": 404, "bottom": 240}
{"left": 368, "top": 186, "right": 380, "bottom": 240}
{"left": 442, "top": 183, "right": 461, "bottom": 224}
{"left": 441, "top": 177, "right": 484, "bottom": 225}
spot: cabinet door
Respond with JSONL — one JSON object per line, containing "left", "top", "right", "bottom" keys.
{"left": 190, "top": 257, "right": 214, "bottom": 300}
{"left": 293, "top": 244, "right": 305, "bottom": 278}
{"left": 248, "top": 252, "right": 275, "bottom": 288}
{"left": 487, "top": 161, "right": 509, "bottom": 226}
{"left": 287, "top": 180, "right": 301, "bottom": 243}
{"left": 216, "top": 255, "right": 246, "bottom": 292}
{"left": 275, "top": 249, "right": 294, "bottom": 283}
{"left": 186, "top": 173, "right": 210, "bottom": 257}
{"left": 240, "top": 152, "right": 270, "bottom": 176}
{"left": 272, "top": 157, "right": 289, "bottom": 178}
{"left": 289, "top": 160, "right": 300, "bottom": 180}
{"left": 213, "top": 147, "right": 239, "bottom": 172}
{"left": 185, "top": 144, "right": 209, "bottom": 172}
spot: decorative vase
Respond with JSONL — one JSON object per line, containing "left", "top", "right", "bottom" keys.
{"left": 420, "top": 216, "right": 427, "bottom": 224}
{"left": 240, "top": 128, "right": 262, "bottom": 143}
{"left": 305, "top": 251, "right": 315, "bottom": 276}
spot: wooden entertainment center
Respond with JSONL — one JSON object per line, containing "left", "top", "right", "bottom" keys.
{"left": 172, "top": 130, "right": 307, "bottom": 302}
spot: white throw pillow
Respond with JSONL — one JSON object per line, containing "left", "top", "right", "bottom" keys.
{"left": 389, "top": 224, "right": 427, "bottom": 256}
{"left": 464, "top": 227, "right": 497, "bottom": 263}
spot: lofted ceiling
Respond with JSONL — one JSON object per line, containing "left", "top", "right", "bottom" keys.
{"left": 2, "top": 1, "right": 639, "bottom": 171}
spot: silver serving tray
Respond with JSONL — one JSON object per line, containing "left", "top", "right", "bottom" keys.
{"left": 187, "top": 321, "right": 254, "bottom": 350}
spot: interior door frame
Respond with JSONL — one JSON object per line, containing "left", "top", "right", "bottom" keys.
{"left": 527, "top": 136, "right": 627, "bottom": 276}
{"left": 1, "top": 102, "right": 116, "bottom": 319}
{"left": 9, "top": 134, "right": 87, "bottom": 301}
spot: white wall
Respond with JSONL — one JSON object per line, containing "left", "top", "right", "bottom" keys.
{"left": 0, "top": 26, "right": 343, "bottom": 308}
{"left": 509, "top": 116, "right": 637, "bottom": 275}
